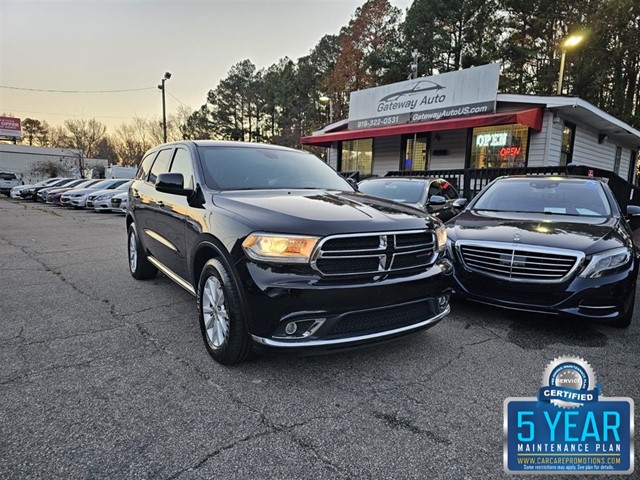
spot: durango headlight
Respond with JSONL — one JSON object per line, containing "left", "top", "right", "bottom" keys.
{"left": 242, "top": 233, "right": 319, "bottom": 263}
{"left": 435, "top": 225, "right": 447, "bottom": 252}
{"left": 579, "top": 247, "right": 631, "bottom": 278}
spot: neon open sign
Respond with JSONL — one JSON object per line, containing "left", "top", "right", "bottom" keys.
{"left": 500, "top": 146, "right": 521, "bottom": 157}
{"left": 475, "top": 132, "right": 508, "bottom": 147}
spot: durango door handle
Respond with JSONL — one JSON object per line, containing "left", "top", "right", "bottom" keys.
{"left": 156, "top": 200, "right": 165, "bottom": 208}
{"left": 132, "top": 190, "right": 141, "bottom": 199}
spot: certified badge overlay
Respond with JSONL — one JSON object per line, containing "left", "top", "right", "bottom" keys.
{"left": 504, "top": 356, "right": 634, "bottom": 474}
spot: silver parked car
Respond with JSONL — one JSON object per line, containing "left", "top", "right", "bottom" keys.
{"left": 61, "top": 179, "right": 129, "bottom": 208}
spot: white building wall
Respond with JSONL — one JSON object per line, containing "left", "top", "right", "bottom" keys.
{"left": 527, "top": 111, "right": 551, "bottom": 166}
{"left": 540, "top": 115, "right": 565, "bottom": 166}
{"left": 572, "top": 124, "right": 616, "bottom": 169}
{"left": 0, "top": 144, "right": 107, "bottom": 183}
{"left": 429, "top": 129, "right": 466, "bottom": 170}
{"left": 372, "top": 136, "right": 401, "bottom": 176}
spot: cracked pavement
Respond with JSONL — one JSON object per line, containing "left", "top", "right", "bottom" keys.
{"left": 1, "top": 198, "right": 638, "bottom": 479}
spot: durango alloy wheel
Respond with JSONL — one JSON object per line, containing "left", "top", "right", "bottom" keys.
{"left": 127, "top": 223, "right": 157, "bottom": 280}
{"left": 198, "top": 258, "right": 252, "bottom": 365}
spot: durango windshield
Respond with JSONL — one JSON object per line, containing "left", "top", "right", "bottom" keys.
{"left": 197, "top": 146, "right": 352, "bottom": 191}
{"left": 472, "top": 178, "right": 612, "bottom": 217}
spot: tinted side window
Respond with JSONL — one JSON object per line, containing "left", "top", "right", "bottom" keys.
{"left": 170, "top": 148, "right": 195, "bottom": 190}
{"left": 136, "top": 153, "right": 156, "bottom": 181}
{"left": 148, "top": 149, "right": 174, "bottom": 184}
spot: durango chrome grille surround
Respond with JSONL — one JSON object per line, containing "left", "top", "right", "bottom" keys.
{"left": 456, "top": 240, "right": 584, "bottom": 283}
{"left": 311, "top": 229, "right": 437, "bottom": 276}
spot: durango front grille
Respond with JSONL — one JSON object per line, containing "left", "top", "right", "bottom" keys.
{"left": 457, "top": 241, "right": 583, "bottom": 283}
{"left": 328, "top": 299, "right": 435, "bottom": 336}
{"left": 312, "top": 230, "right": 436, "bottom": 276}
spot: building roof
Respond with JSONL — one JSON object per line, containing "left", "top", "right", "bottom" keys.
{"left": 497, "top": 94, "right": 640, "bottom": 148}
{"left": 302, "top": 94, "right": 640, "bottom": 150}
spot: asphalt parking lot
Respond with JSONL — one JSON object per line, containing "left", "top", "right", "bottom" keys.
{"left": 1, "top": 197, "right": 638, "bottom": 479}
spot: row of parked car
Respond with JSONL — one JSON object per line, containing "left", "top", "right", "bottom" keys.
{"left": 9, "top": 177, "right": 131, "bottom": 213}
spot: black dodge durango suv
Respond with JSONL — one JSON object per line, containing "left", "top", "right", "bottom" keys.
{"left": 127, "top": 141, "right": 452, "bottom": 364}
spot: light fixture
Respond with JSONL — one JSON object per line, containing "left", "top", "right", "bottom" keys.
{"left": 557, "top": 35, "right": 584, "bottom": 95}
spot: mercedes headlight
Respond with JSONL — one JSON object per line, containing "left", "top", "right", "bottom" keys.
{"left": 242, "top": 233, "right": 320, "bottom": 264}
{"left": 579, "top": 247, "right": 631, "bottom": 278}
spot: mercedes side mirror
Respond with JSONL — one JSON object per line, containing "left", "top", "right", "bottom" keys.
{"left": 453, "top": 198, "right": 468, "bottom": 209}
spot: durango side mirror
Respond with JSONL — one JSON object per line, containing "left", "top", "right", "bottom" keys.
{"left": 155, "top": 173, "right": 193, "bottom": 197}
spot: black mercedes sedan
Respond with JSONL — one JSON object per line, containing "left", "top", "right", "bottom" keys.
{"left": 446, "top": 176, "right": 639, "bottom": 327}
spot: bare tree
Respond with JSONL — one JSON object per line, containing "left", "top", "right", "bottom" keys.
{"left": 113, "top": 117, "right": 153, "bottom": 166}
{"left": 63, "top": 118, "right": 107, "bottom": 159}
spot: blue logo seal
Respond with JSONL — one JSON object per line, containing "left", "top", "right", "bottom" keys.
{"left": 538, "top": 356, "right": 600, "bottom": 408}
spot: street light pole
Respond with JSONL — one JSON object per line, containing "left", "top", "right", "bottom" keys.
{"left": 319, "top": 95, "right": 333, "bottom": 124}
{"left": 158, "top": 72, "right": 172, "bottom": 143}
{"left": 557, "top": 35, "right": 583, "bottom": 95}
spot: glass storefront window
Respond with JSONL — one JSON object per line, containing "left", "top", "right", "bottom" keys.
{"left": 341, "top": 139, "right": 373, "bottom": 175}
{"left": 470, "top": 124, "right": 529, "bottom": 168}
{"left": 614, "top": 146, "right": 622, "bottom": 175}
{"left": 560, "top": 122, "right": 576, "bottom": 166}
{"left": 403, "top": 136, "right": 428, "bottom": 171}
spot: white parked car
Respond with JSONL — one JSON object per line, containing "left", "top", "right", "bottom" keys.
{"left": 91, "top": 181, "right": 132, "bottom": 212}
{"left": 10, "top": 178, "right": 62, "bottom": 198}
{"left": 0, "top": 172, "right": 20, "bottom": 196}
{"left": 61, "top": 178, "right": 129, "bottom": 208}
{"left": 109, "top": 191, "right": 128, "bottom": 214}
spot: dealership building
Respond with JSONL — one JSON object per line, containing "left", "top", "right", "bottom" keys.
{"left": 302, "top": 63, "right": 640, "bottom": 184}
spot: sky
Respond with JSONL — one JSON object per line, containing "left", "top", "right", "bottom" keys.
{"left": 0, "top": 0, "right": 413, "bottom": 132}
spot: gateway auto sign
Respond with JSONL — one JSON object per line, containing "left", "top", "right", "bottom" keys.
{"left": 348, "top": 63, "right": 500, "bottom": 130}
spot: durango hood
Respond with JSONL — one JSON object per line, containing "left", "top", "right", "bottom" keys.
{"left": 448, "top": 210, "right": 627, "bottom": 254}
{"left": 213, "top": 190, "right": 439, "bottom": 236}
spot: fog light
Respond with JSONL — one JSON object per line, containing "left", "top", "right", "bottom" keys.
{"left": 285, "top": 322, "right": 298, "bottom": 335}
{"left": 437, "top": 295, "right": 449, "bottom": 309}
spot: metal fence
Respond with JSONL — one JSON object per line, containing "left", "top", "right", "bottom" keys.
{"left": 383, "top": 165, "right": 640, "bottom": 210}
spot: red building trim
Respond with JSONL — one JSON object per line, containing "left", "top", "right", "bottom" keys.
{"left": 301, "top": 107, "right": 544, "bottom": 147}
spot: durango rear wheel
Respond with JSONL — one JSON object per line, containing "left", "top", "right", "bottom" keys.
{"left": 198, "top": 258, "right": 252, "bottom": 365}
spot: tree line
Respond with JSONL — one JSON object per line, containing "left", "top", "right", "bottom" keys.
{"left": 8, "top": 0, "right": 640, "bottom": 163}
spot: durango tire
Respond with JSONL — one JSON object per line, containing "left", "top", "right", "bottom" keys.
{"left": 127, "top": 223, "right": 157, "bottom": 280}
{"left": 198, "top": 258, "right": 252, "bottom": 365}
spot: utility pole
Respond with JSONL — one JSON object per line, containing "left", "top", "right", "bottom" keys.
{"left": 158, "top": 72, "right": 172, "bottom": 143}
{"left": 409, "top": 50, "right": 419, "bottom": 79}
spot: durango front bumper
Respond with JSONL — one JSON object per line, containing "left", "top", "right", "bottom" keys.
{"left": 240, "top": 258, "right": 453, "bottom": 353}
